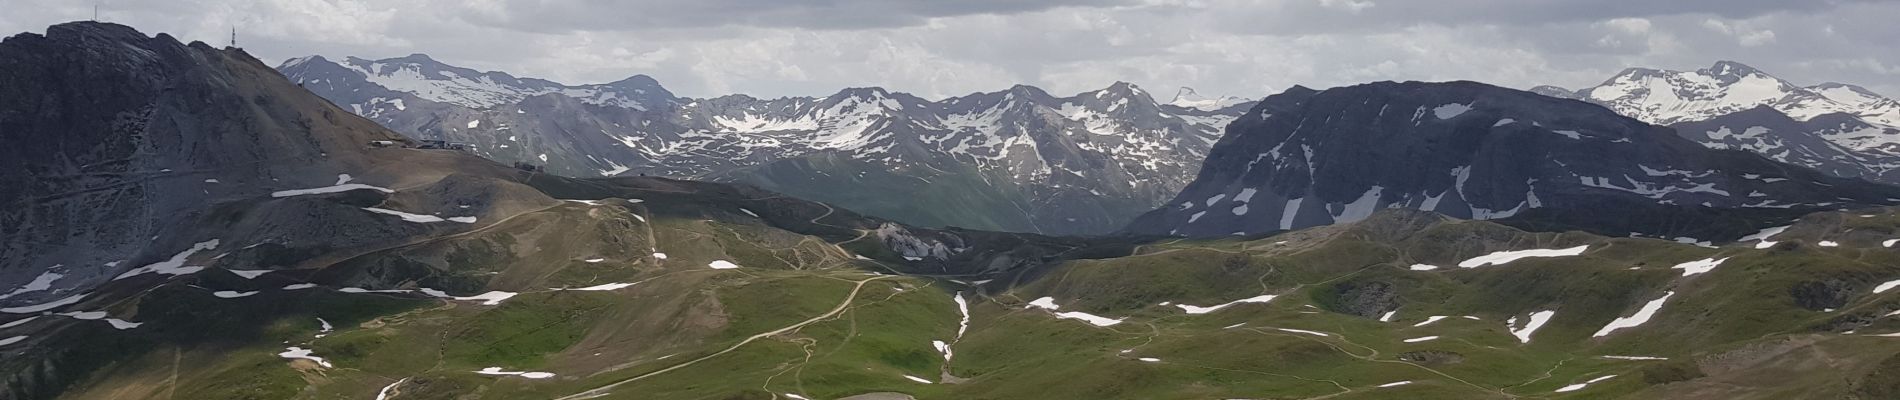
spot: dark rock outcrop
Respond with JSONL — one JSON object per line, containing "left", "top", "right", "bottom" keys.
{"left": 1125, "top": 81, "right": 1900, "bottom": 238}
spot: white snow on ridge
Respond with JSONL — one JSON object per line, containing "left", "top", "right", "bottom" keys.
{"left": 114, "top": 239, "right": 220, "bottom": 281}
{"left": 708, "top": 260, "right": 741, "bottom": 269}
{"left": 1670, "top": 257, "right": 1729, "bottom": 277}
{"left": 1412, "top": 316, "right": 1449, "bottom": 327}
{"left": 1508, "top": 310, "right": 1557, "bottom": 343}
{"left": 564, "top": 282, "right": 636, "bottom": 291}
{"left": 213, "top": 291, "right": 259, "bottom": 298}
{"left": 1408, "top": 264, "right": 1440, "bottom": 271}
{"left": 1739, "top": 225, "right": 1789, "bottom": 242}
{"left": 1403, "top": 336, "right": 1439, "bottom": 343}
{"left": 1457, "top": 245, "right": 1588, "bottom": 268}
{"left": 1873, "top": 279, "right": 1900, "bottom": 294}
{"left": 57, "top": 311, "right": 142, "bottom": 329}
{"left": 1600, "top": 355, "right": 1669, "bottom": 361}
{"left": 419, "top": 289, "right": 517, "bottom": 305}
{"left": 0, "top": 336, "right": 24, "bottom": 346}
{"left": 271, "top": 183, "right": 394, "bottom": 198}
{"left": 1276, "top": 328, "right": 1330, "bottom": 337}
{"left": 228, "top": 269, "right": 274, "bottom": 279}
{"left": 0, "top": 270, "right": 64, "bottom": 301}
{"left": 1, "top": 317, "right": 38, "bottom": 329}
{"left": 1024, "top": 297, "right": 1124, "bottom": 327}
{"left": 1555, "top": 375, "right": 1618, "bottom": 393}
{"left": 1378, "top": 381, "right": 1413, "bottom": 388}
{"left": 2, "top": 293, "right": 88, "bottom": 314}
{"left": 1592, "top": 291, "right": 1675, "bottom": 337}
{"left": 278, "top": 347, "right": 333, "bottom": 368}
{"left": 1172, "top": 294, "right": 1277, "bottom": 314}
{"left": 474, "top": 367, "right": 555, "bottom": 379}
{"left": 362, "top": 207, "right": 477, "bottom": 224}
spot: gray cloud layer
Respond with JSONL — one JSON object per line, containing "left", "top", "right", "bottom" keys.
{"left": 1, "top": 0, "right": 1895, "bottom": 99}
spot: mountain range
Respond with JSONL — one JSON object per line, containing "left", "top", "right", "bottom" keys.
{"left": 12, "top": 21, "right": 1900, "bottom": 400}
{"left": 1126, "top": 81, "right": 1900, "bottom": 237}
{"left": 1536, "top": 61, "right": 1900, "bottom": 185}
{"left": 276, "top": 54, "right": 1253, "bottom": 235}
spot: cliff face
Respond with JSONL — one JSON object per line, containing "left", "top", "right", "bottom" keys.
{"left": 0, "top": 22, "right": 528, "bottom": 306}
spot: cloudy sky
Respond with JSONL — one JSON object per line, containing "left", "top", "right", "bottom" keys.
{"left": 2, "top": 0, "right": 1897, "bottom": 99}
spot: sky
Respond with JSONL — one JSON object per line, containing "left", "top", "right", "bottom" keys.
{"left": 1, "top": 0, "right": 1897, "bottom": 100}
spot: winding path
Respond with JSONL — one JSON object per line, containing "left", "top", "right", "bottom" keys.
{"left": 554, "top": 275, "right": 892, "bottom": 400}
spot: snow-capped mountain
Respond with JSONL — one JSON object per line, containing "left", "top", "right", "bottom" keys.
{"left": 277, "top": 55, "right": 1255, "bottom": 235}
{"left": 1126, "top": 81, "right": 1900, "bottom": 237}
{"left": 1548, "top": 61, "right": 1900, "bottom": 126}
{"left": 1168, "top": 87, "right": 1253, "bottom": 112}
{"left": 1540, "top": 61, "right": 1900, "bottom": 186}
{"left": 1671, "top": 106, "right": 1900, "bottom": 182}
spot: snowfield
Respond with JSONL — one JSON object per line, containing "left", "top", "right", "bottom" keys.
{"left": 1458, "top": 245, "right": 1589, "bottom": 268}
{"left": 1172, "top": 294, "right": 1278, "bottom": 314}
{"left": 1592, "top": 291, "right": 1675, "bottom": 337}
{"left": 1508, "top": 310, "right": 1557, "bottom": 343}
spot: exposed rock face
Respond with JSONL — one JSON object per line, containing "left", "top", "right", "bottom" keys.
{"left": 1789, "top": 279, "right": 1858, "bottom": 311}
{"left": 1671, "top": 106, "right": 1900, "bottom": 183}
{"left": 0, "top": 22, "right": 538, "bottom": 306}
{"left": 1328, "top": 280, "right": 1399, "bottom": 318}
{"left": 1125, "top": 81, "right": 1900, "bottom": 237}
{"left": 278, "top": 56, "right": 1255, "bottom": 235}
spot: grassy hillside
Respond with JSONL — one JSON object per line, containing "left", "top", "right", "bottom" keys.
{"left": 9, "top": 176, "right": 1900, "bottom": 400}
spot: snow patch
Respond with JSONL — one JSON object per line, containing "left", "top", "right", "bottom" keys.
{"left": 1024, "top": 297, "right": 1123, "bottom": 326}
{"left": 115, "top": 239, "right": 220, "bottom": 280}
{"left": 1670, "top": 257, "right": 1729, "bottom": 277}
{"left": 474, "top": 367, "right": 555, "bottom": 379}
{"left": 271, "top": 184, "right": 393, "bottom": 197}
{"left": 278, "top": 347, "right": 333, "bottom": 368}
{"left": 2, "top": 294, "right": 88, "bottom": 314}
{"left": 708, "top": 260, "right": 741, "bottom": 269}
{"left": 1555, "top": 375, "right": 1617, "bottom": 393}
{"left": 1507, "top": 310, "right": 1557, "bottom": 343}
{"left": 1413, "top": 316, "right": 1449, "bottom": 327}
{"left": 1592, "top": 291, "right": 1675, "bottom": 337}
{"left": 1172, "top": 294, "right": 1278, "bottom": 314}
{"left": 1457, "top": 245, "right": 1588, "bottom": 268}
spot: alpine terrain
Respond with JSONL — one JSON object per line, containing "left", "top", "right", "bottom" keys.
{"left": 10, "top": 21, "right": 1900, "bottom": 400}
{"left": 274, "top": 55, "right": 1254, "bottom": 235}
{"left": 1537, "top": 61, "right": 1900, "bottom": 185}
{"left": 1125, "top": 81, "right": 1900, "bottom": 237}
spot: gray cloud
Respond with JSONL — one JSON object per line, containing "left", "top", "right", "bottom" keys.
{"left": 0, "top": 0, "right": 1895, "bottom": 99}
{"left": 454, "top": 0, "right": 1134, "bottom": 32}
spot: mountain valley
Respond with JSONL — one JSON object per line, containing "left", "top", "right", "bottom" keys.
{"left": 6, "top": 20, "right": 1900, "bottom": 400}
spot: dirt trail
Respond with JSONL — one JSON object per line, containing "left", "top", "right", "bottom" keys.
{"left": 555, "top": 275, "right": 892, "bottom": 400}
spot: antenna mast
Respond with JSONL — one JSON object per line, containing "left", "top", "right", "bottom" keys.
{"left": 230, "top": 26, "right": 237, "bottom": 48}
